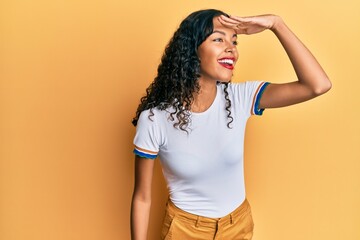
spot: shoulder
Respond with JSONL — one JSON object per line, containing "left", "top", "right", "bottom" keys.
{"left": 225, "top": 81, "right": 268, "bottom": 93}
{"left": 137, "top": 107, "right": 172, "bottom": 127}
{"left": 218, "top": 82, "right": 247, "bottom": 95}
{"left": 220, "top": 82, "right": 247, "bottom": 90}
{"left": 138, "top": 108, "right": 160, "bottom": 122}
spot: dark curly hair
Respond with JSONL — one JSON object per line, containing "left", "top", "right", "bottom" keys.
{"left": 132, "top": 9, "right": 234, "bottom": 130}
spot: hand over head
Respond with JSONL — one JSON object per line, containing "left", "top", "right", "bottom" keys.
{"left": 218, "top": 14, "right": 280, "bottom": 35}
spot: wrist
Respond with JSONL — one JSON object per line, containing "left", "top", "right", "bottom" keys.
{"left": 270, "top": 15, "right": 284, "bottom": 32}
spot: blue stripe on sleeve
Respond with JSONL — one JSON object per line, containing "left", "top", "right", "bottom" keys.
{"left": 133, "top": 149, "right": 157, "bottom": 159}
{"left": 254, "top": 82, "right": 270, "bottom": 115}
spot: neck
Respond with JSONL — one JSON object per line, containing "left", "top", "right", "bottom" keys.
{"left": 191, "top": 79, "right": 217, "bottom": 113}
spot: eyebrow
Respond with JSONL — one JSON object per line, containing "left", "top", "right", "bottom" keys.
{"left": 212, "top": 30, "right": 237, "bottom": 38}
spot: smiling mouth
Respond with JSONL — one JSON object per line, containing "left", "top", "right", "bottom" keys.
{"left": 218, "top": 58, "right": 235, "bottom": 70}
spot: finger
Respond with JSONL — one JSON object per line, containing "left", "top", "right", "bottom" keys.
{"left": 219, "top": 15, "right": 241, "bottom": 25}
{"left": 229, "top": 15, "right": 252, "bottom": 22}
{"left": 218, "top": 19, "right": 248, "bottom": 35}
{"left": 218, "top": 18, "right": 244, "bottom": 31}
{"left": 218, "top": 18, "right": 237, "bottom": 30}
{"left": 238, "top": 28, "right": 255, "bottom": 35}
{"left": 236, "top": 29, "right": 248, "bottom": 35}
{"left": 219, "top": 16, "right": 254, "bottom": 32}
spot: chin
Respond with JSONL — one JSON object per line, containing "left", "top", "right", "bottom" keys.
{"left": 217, "top": 77, "right": 232, "bottom": 83}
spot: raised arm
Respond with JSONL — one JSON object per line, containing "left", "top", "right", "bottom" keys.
{"left": 218, "top": 14, "right": 332, "bottom": 108}
{"left": 131, "top": 156, "right": 155, "bottom": 240}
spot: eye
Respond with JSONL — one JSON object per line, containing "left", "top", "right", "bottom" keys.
{"left": 233, "top": 41, "right": 238, "bottom": 46}
{"left": 213, "top": 38, "right": 224, "bottom": 42}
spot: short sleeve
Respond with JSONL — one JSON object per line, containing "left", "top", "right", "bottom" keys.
{"left": 133, "top": 110, "right": 162, "bottom": 159}
{"left": 232, "top": 81, "right": 270, "bottom": 116}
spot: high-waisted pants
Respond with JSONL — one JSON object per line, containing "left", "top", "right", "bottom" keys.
{"left": 161, "top": 199, "right": 254, "bottom": 240}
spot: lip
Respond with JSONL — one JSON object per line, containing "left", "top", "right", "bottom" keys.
{"left": 218, "top": 57, "right": 236, "bottom": 70}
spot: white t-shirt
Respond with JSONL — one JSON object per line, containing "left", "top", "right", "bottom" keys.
{"left": 133, "top": 81, "right": 269, "bottom": 218}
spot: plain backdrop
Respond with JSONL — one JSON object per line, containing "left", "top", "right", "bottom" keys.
{"left": 1, "top": 0, "right": 360, "bottom": 239}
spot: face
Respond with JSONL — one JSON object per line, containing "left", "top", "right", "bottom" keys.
{"left": 197, "top": 16, "right": 239, "bottom": 84}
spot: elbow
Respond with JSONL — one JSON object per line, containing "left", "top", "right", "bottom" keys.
{"left": 313, "top": 78, "right": 332, "bottom": 96}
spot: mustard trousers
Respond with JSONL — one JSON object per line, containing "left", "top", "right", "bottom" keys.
{"left": 161, "top": 199, "right": 254, "bottom": 240}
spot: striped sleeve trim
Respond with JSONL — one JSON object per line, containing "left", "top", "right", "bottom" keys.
{"left": 133, "top": 146, "right": 158, "bottom": 159}
{"left": 251, "top": 82, "right": 270, "bottom": 115}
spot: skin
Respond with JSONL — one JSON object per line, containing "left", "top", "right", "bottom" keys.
{"left": 192, "top": 19, "right": 239, "bottom": 112}
{"left": 218, "top": 14, "right": 332, "bottom": 108}
{"left": 131, "top": 14, "right": 332, "bottom": 240}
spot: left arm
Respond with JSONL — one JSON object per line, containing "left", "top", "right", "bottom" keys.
{"left": 219, "top": 14, "right": 332, "bottom": 108}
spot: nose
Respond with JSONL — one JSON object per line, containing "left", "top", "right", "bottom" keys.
{"left": 225, "top": 47, "right": 234, "bottom": 53}
{"left": 225, "top": 42, "right": 236, "bottom": 53}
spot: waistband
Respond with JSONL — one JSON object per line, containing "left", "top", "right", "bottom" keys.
{"left": 166, "top": 199, "right": 251, "bottom": 229}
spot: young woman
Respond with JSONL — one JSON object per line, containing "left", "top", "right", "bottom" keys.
{"left": 130, "top": 9, "right": 331, "bottom": 240}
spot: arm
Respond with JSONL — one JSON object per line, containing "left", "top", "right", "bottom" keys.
{"left": 218, "top": 14, "right": 332, "bottom": 108}
{"left": 131, "top": 156, "right": 155, "bottom": 240}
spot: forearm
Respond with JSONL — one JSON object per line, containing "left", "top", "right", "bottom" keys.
{"left": 131, "top": 197, "right": 151, "bottom": 240}
{"left": 270, "top": 16, "right": 331, "bottom": 95}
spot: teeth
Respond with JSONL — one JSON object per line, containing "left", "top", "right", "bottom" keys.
{"left": 218, "top": 59, "right": 234, "bottom": 65}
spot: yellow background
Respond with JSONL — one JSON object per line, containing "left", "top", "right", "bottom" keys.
{"left": 1, "top": 0, "right": 359, "bottom": 239}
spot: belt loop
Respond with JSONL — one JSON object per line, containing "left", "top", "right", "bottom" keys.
{"left": 195, "top": 216, "right": 199, "bottom": 228}
{"left": 230, "top": 214, "right": 233, "bottom": 224}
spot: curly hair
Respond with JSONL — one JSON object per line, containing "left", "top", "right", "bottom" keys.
{"left": 132, "top": 9, "right": 234, "bottom": 130}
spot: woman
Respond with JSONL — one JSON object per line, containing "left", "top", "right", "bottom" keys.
{"left": 130, "top": 9, "right": 331, "bottom": 240}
